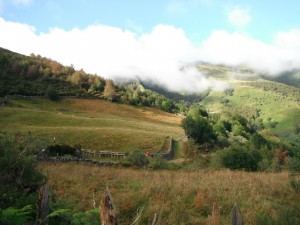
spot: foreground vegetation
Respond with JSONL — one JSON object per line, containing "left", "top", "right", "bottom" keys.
{"left": 1, "top": 132, "right": 300, "bottom": 225}
{"left": 39, "top": 162, "right": 300, "bottom": 225}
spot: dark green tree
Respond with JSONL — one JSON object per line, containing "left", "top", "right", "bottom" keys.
{"left": 182, "top": 115, "right": 216, "bottom": 145}
{"left": 222, "top": 146, "right": 259, "bottom": 171}
{"left": 249, "top": 133, "right": 267, "bottom": 150}
{"left": 45, "top": 87, "right": 60, "bottom": 101}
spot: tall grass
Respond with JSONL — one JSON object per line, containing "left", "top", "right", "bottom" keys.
{"left": 39, "top": 163, "right": 298, "bottom": 225}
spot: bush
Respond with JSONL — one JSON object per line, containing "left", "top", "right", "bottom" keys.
{"left": 45, "top": 144, "right": 80, "bottom": 157}
{"left": 126, "top": 150, "right": 149, "bottom": 168}
{"left": 149, "top": 157, "right": 169, "bottom": 170}
{"left": 46, "top": 87, "right": 60, "bottom": 101}
{"left": 287, "top": 157, "right": 300, "bottom": 172}
{"left": 222, "top": 147, "right": 259, "bottom": 171}
{"left": 183, "top": 139, "right": 201, "bottom": 160}
{"left": 249, "top": 133, "right": 267, "bottom": 150}
{"left": 0, "top": 205, "right": 33, "bottom": 225}
{"left": 0, "top": 134, "right": 45, "bottom": 208}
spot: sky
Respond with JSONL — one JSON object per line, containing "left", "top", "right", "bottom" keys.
{"left": 1, "top": 0, "right": 300, "bottom": 92}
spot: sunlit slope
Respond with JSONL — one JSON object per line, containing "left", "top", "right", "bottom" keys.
{"left": 199, "top": 64, "right": 300, "bottom": 142}
{"left": 0, "top": 98, "right": 184, "bottom": 152}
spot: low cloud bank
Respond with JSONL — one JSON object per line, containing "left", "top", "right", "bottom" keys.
{"left": 1, "top": 17, "right": 300, "bottom": 93}
{"left": 200, "top": 30, "right": 300, "bottom": 75}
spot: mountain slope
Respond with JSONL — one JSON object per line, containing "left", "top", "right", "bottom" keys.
{"left": 0, "top": 98, "right": 184, "bottom": 152}
{"left": 198, "top": 63, "right": 300, "bottom": 144}
{"left": 0, "top": 47, "right": 178, "bottom": 112}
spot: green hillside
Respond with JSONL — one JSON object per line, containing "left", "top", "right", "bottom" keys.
{"left": 198, "top": 63, "right": 300, "bottom": 145}
{"left": 262, "top": 70, "right": 300, "bottom": 88}
{"left": 0, "top": 47, "right": 178, "bottom": 113}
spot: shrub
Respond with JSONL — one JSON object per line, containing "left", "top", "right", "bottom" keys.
{"left": 0, "top": 205, "right": 33, "bottom": 225}
{"left": 149, "top": 157, "right": 169, "bottom": 170}
{"left": 0, "top": 134, "right": 45, "bottom": 208}
{"left": 46, "top": 87, "right": 60, "bottom": 101}
{"left": 222, "top": 147, "right": 259, "bottom": 171}
{"left": 45, "top": 144, "right": 80, "bottom": 157}
{"left": 183, "top": 139, "right": 201, "bottom": 160}
{"left": 249, "top": 133, "right": 267, "bottom": 150}
{"left": 126, "top": 150, "right": 149, "bottom": 168}
{"left": 287, "top": 157, "right": 300, "bottom": 172}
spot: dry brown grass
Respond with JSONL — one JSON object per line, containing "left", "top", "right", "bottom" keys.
{"left": 69, "top": 99, "right": 182, "bottom": 125}
{"left": 39, "top": 163, "right": 295, "bottom": 225}
{"left": 0, "top": 99, "right": 185, "bottom": 151}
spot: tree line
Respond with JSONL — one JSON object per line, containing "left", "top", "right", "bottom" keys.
{"left": 0, "top": 48, "right": 184, "bottom": 113}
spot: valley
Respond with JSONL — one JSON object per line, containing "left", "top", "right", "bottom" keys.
{"left": 1, "top": 48, "right": 300, "bottom": 225}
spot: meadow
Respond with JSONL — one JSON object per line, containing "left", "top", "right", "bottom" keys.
{"left": 39, "top": 162, "right": 300, "bottom": 225}
{"left": 0, "top": 98, "right": 184, "bottom": 152}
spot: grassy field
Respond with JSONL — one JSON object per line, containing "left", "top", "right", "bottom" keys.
{"left": 39, "top": 162, "right": 300, "bottom": 225}
{"left": 0, "top": 98, "right": 184, "bottom": 152}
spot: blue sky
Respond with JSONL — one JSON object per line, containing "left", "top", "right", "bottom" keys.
{"left": 1, "top": 0, "right": 300, "bottom": 91}
{"left": 1, "top": 0, "right": 299, "bottom": 43}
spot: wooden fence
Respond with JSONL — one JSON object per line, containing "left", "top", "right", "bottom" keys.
{"left": 81, "top": 136, "right": 174, "bottom": 160}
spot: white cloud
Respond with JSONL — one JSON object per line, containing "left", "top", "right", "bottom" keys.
{"left": 200, "top": 30, "right": 300, "bottom": 74}
{"left": 227, "top": 7, "right": 251, "bottom": 28}
{"left": 10, "top": 0, "right": 33, "bottom": 6}
{"left": 1, "top": 17, "right": 300, "bottom": 94}
{"left": 0, "top": 17, "right": 225, "bottom": 92}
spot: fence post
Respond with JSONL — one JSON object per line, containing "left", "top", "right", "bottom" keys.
{"left": 152, "top": 213, "right": 159, "bottom": 225}
{"left": 36, "top": 183, "right": 50, "bottom": 225}
{"left": 231, "top": 203, "right": 243, "bottom": 225}
{"left": 100, "top": 186, "right": 119, "bottom": 225}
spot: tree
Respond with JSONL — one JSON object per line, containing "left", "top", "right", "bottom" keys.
{"left": 187, "top": 107, "right": 208, "bottom": 119}
{"left": 249, "top": 133, "right": 267, "bottom": 150}
{"left": 222, "top": 146, "right": 259, "bottom": 171}
{"left": 88, "top": 78, "right": 103, "bottom": 93}
{"left": 103, "top": 80, "right": 116, "bottom": 101}
{"left": 161, "top": 100, "right": 172, "bottom": 112}
{"left": 45, "top": 87, "right": 60, "bottom": 101}
{"left": 182, "top": 115, "right": 216, "bottom": 145}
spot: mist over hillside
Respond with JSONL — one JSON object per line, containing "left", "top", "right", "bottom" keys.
{"left": 1, "top": 18, "right": 300, "bottom": 94}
